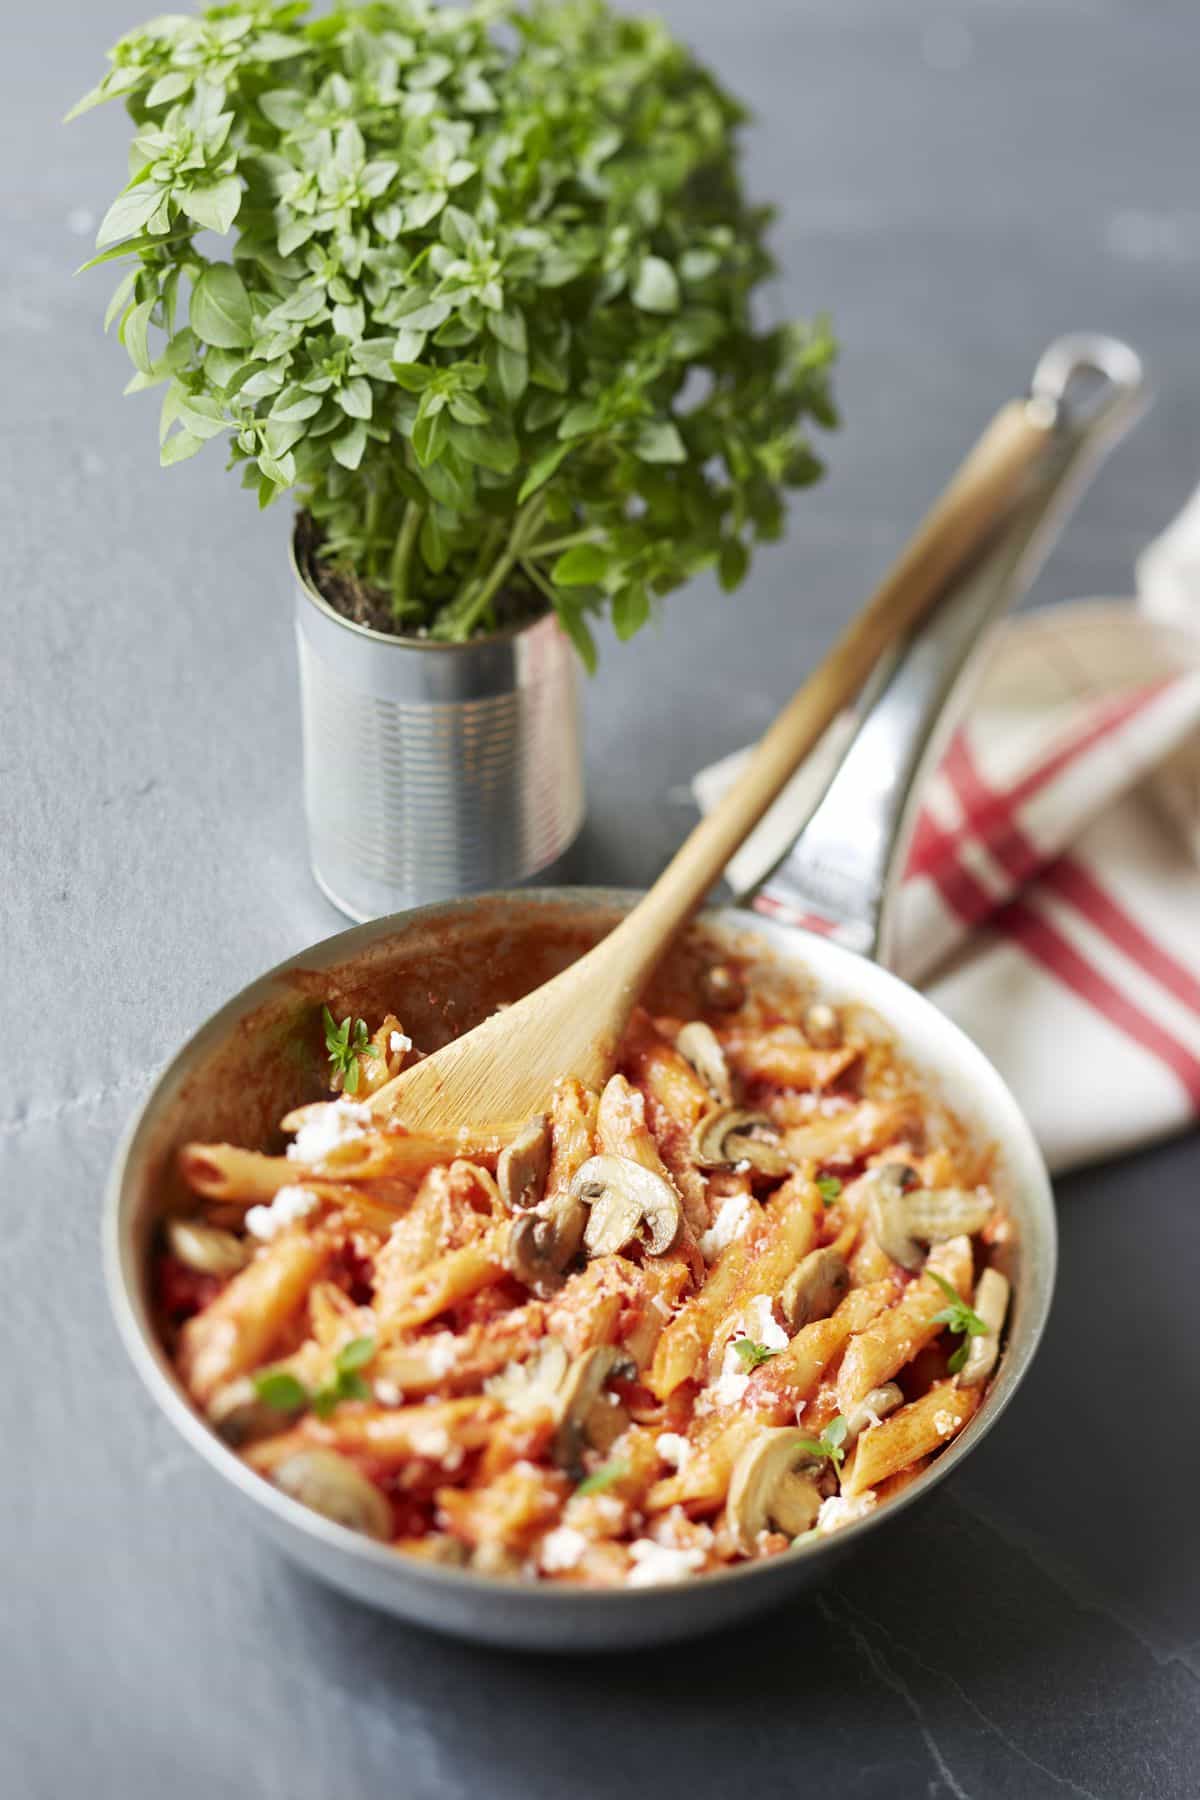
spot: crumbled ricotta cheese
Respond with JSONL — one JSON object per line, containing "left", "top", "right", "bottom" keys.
{"left": 707, "top": 1294, "right": 789, "bottom": 1407}
{"left": 740, "top": 1293, "right": 789, "bottom": 1350}
{"left": 933, "top": 1409, "right": 957, "bottom": 1437}
{"left": 817, "top": 1490, "right": 878, "bottom": 1534}
{"left": 710, "top": 1344, "right": 751, "bottom": 1408}
{"left": 698, "top": 1191, "right": 756, "bottom": 1262}
{"left": 540, "top": 1527, "right": 588, "bottom": 1572}
{"left": 656, "top": 1508, "right": 713, "bottom": 1551}
{"left": 655, "top": 1432, "right": 691, "bottom": 1471}
{"left": 244, "top": 1185, "right": 320, "bottom": 1241}
{"left": 423, "top": 1334, "right": 458, "bottom": 1376}
{"left": 373, "top": 1379, "right": 403, "bottom": 1408}
{"left": 582, "top": 1495, "right": 625, "bottom": 1527}
{"left": 389, "top": 1030, "right": 412, "bottom": 1056}
{"left": 626, "top": 1540, "right": 706, "bottom": 1587}
{"left": 410, "top": 1424, "right": 461, "bottom": 1468}
{"left": 287, "top": 1099, "right": 371, "bottom": 1164}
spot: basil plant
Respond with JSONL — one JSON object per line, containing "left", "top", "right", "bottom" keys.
{"left": 74, "top": 0, "right": 837, "bottom": 662}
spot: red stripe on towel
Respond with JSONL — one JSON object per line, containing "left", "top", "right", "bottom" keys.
{"left": 941, "top": 734, "right": 1200, "bottom": 1104}
{"left": 906, "top": 681, "right": 1172, "bottom": 883}
{"left": 996, "top": 897, "right": 1200, "bottom": 1107}
{"left": 946, "top": 731, "right": 1200, "bottom": 1017}
{"left": 1041, "top": 857, "right": 1200, "bottom": 1020}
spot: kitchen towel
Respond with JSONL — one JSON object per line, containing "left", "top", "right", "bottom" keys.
{"left": 693, "top": 505, "right": 1200, "bottom": 1174}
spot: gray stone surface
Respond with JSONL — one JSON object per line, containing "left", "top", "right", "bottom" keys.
{"left": 4, "top": 1, "right": 1199, "bottom": 1795}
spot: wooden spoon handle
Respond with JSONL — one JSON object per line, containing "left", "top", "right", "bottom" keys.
{"left": 609, "top": 395, "right": 1053, "bottom": 965}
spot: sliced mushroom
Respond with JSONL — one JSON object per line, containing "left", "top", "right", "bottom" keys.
{"left": 691, "top": 1107, "right": 791, "bottom": 1178}
{"left": 272, "top": 1448, "right": 393, "bottom": 1541}
{"left": 844, "top": 1382, "right": 903, "bottom": 1444}
{"left": 572, "top": 1155, "right": 682, "bottom": 1258}
{"left": 957, "top": 1267, "right": 1010, "bottom": 1388}
{"left": 208, "top": 1375, "right": 303, "bottom": 1445}
{"left": 496, "top": 1114, "right": 552, "bottom": 1212}
{"left": 166, "top": 1217, "right": 251, "bottom": 1277}
{"left": 471, "top": 1542, "right": 524, "bottom": 1578}
{"left": 505, "top": 1197, "right": 586, "bottom": 1295}
{"left": 727, "top": 1427, "right": 824, "bottom": 1550}
{"left": 699, "top": 962, "right": 745, "bottom": 1011}
{"left": 803, "top": 1001, "right": 842, "bottom": 1048}
{"left": 867, "top": 1164, "right": 993, "bottom": 1270}
{"left": 553, "top": 1344, "right": 636, "bottom": 1475}
{"left": 778, "top": 1247, "right": 851, "bottom": 1333}
{"left": 675, "top": 1022, "right": 733, "bottom": 1105}
{"left": 407, "top": 1534, "right": 468, "bottom": 1567}
{"left": 484, "top": 1337, "right": 570, "bottom": 1415}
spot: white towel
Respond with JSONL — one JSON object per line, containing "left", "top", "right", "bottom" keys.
{"left": 693, "top": 501, "right": 1200, "bottom": 1174}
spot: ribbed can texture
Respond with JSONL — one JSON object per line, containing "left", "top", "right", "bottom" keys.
{"left": 293, "top": 556, "right": 584, "bottom": 920}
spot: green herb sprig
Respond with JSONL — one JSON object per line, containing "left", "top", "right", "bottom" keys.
{"left": 71, "top": 0, "right": 835, "bottom": 658}
{"left": 928, "top": 1271, "right": 989, "bottom": 1374}
{"left": 322, "top": 1005, "right": 376, "bottom": 1094}
{"left": 575, "top": 1459, "right": 627, "bottom": 1497}
{"left": 733, "top": 1338, "right": 778, "bottom": 1372}
{"left": 816, "top": 1176, "right": 843, "bottom": 1205}
{"left": 253, "top": 1335, "right": 377, "bottom": 1419}
{"left": 796, "top": 1414, "right": 849, "bottom": 1473}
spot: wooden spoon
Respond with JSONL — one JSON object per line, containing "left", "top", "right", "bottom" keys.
{"left": 368, "top": 397, "right": 1052, "bottom": 1134}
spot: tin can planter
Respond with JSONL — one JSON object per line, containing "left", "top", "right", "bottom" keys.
{"left": 292, "top": 527, "right": 585, "bottom": 922}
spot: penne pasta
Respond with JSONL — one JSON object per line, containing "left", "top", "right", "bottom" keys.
{"left": 161, "top": 976, "right": 1013, "bottom": 1587}
{"left": 644, "top": 1416, "right": 765, "bottom": 1514}
{"left": 374, "top": 1226, "right": 510, "bottom": 1335}
{"left": 774, "top": 1099, "right": 920, "bottom": 1166}
{"left": 622, "top": 1010, "right": 712, "bottom": 1132}
{"left": 841, "top": 1381, "right": 980, "bottom": 1495}
{"left": 746, "top": 1278, "right": 896, "bottom": 1414}
{"left": 181, "top": 1125, "right": 510, "bottom": 1201}
{"left": 179, "top": 1231, "right": 330, "bottom": 1404}
{"left": 719, "top": 1024, "right": 860, "bottom": 1090}
{"left": 835, "top": 1236, "right": 974, "bottom": 1415}
{"left": 647, "top": 1176, "right": 820, "bottom": 1399}
{"left": 437, "top": 1460, "right": 569, "bottom": 1553}
{"left": 596, "top": 1072, "right": 704, "bottom": 1284}
{"left": 545, "top": 1076, "right": 601, "bottom": 1202}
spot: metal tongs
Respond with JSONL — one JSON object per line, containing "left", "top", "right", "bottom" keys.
{"left": 745, "top": 333, "right": 1147, "bottom": 964}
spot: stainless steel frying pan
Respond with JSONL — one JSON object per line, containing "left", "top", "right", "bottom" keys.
{"left": 105, "top": 337, "right": 1143, "bottom": 1651}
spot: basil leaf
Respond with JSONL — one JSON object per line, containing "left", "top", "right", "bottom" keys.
{"left": 189, "top": 263, "right": 253, "bottom": 349}
{"left": 335, "top": 1336, "right": 377, "bottom": 1375}
{"left": 253, "top": 1370, "right": 309, "bottom": 1412}
{"left": 179, "top": 177, "right": 242, "bottom": 236}
{"left": 95, "top": 182, "right": 164, "bottom": 250}
{"left": 552, "top": 543, "right": 609, "bottom": 586}
{"left": 632, "top": 256, "right": 679, "bottom": 314}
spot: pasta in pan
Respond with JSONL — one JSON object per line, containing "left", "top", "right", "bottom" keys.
{"left": 158, "top": 972, "right": 1013, "bottom": 1587}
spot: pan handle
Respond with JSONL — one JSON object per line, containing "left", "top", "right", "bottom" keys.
{"left": 741, "top": 334, "right": 1147, "bottom": 967}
